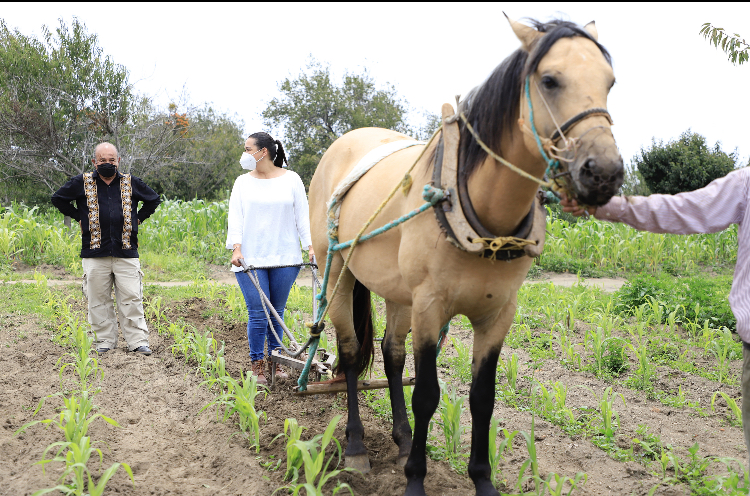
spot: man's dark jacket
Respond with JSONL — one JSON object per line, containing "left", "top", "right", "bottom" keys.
{"left": 51, "top": 170, "right": 161, "bottom": 258}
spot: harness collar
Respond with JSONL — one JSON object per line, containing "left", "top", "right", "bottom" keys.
{"left": 431, "top": 103, "right": 546, "bottom": 261}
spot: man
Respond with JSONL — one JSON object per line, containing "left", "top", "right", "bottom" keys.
{"left": 51, "top": 142, "right": 161, "bottom": 355}
{"left": 561, "top": 166, "right": 750, "bottom": 469}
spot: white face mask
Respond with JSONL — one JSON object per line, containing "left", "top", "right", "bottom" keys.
{"left": 239, "top": 150, "right": 264, "bottom": 170}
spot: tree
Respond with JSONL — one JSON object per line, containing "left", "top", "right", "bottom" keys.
{"left": 0, "top": 18, "right": 200, "bottom": 196}
{"left": 262, "top": 58, "right": 417, "bottom": 186}
{"left": 144, "top": 104, "right": 245, "bottom": 200}
{"left": 0, "top": 17, "right": 131, "bottom": 191}
{"left": 634, "top": 130, "right": 737, "bottom": 195}
{"left": 700, "top": 23, "right": 749, "bottom": 65}
{"left": 620, "top": 165, "right": 651, "bottom": 196}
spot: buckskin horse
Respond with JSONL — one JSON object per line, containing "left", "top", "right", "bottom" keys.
{"left": 308, "top": 15, "right": 624, "bottom": 496}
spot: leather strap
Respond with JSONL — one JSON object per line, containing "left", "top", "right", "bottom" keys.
{"left": 550, "top": 107, "right": 612, "bottom": 142}
{"left": 431, "top": 103, "right": 541, "bottom": 260}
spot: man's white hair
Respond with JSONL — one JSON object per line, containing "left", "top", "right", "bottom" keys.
{"left": 93, "top": 142, "right": 119, "bottom": 158}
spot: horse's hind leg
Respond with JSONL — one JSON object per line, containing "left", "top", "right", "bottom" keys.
{"left": 382, "top": 300, "right": 412, "bottom": 466}
{"left": 467, "top": 303, "right": 516, "bottom": 496}
{"left": 326, "top": 255, "right": 371, "bottom": 473}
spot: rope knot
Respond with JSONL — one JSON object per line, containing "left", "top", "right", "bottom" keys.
{"left": 422, "top": 185, "right": 447, "bottom": 206}
{"left": 401, "top": 174, "right": 413, "bottom": 195}
{"left": 306, "top": 321, "right": 325, "bottom": 338}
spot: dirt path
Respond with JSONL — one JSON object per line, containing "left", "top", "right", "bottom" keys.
{"left": 3, "top": 269, "right": 627, "bottom": 293}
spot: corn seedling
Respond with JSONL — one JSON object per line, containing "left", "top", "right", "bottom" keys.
{"left": 200, "top": 371, "right": 268, "bottom": 451}
{"left": 144, "top": 296, "right": 167, "bottom": 333}
{"left": 436, "top": 379, "right": 468, "bottom": 465}
{"left": 57, "top": 321, "right": 102, "bottom": 393}
{"left": 516, "top": 417, "right": 542, "bottom": 495}
{"left": 499, "top": 353, "right": 520, "bottom": 393}
{"left": 711, "top": 391, "right": 742, "bottom": 427}
{"left": 531, "top": 381, "right": 575, "bottom": 426}
{"left": 591, "top": 387, "right": 625, "bottom": 447}
{"left": 271, "top": 418, "right": 307, "bottom": 483}
{"left": 275, "top": 415, "right": 355, "bottom": 496}
{"left": 31, "top": 436, "right": 134, "bottom": 496}
{"left": 488, "top": 417, "right": 517, "bottom": 489}
{"left": 540, "top": 472, "right": 588, "bottom": 496}
{"left": 438, "top": 337, "right": 472, "bottom": 384}
{"left": 555, "top": 330, "right": 581, "bottom": 371}
{"left": 627, "top": 334, "right": 656, "bottom": 390}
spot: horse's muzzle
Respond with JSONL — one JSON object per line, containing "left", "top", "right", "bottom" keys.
{"left": 571, "top": 152, "right": 624, "bottom": 206}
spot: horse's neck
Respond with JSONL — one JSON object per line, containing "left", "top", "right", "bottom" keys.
{"left": 466, "top": 134, "right": 545, "bottom": 236}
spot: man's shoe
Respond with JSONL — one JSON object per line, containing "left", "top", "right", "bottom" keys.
{"left": 133, "top": 346, "right": 152, "bottom": 356}
{"left": 96, "top": 348, "right": 110, "bottom": 354}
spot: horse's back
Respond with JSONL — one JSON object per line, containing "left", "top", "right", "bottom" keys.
{"left": 309, "top": 127, "right": 417, "bottom": 203}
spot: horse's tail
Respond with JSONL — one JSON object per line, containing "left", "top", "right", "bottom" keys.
{"left": 334, "top": 279, "right": 375, "bottom": 380}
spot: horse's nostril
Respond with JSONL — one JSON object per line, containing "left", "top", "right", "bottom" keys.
{"left": 579, "top": 159, "right": 597, "bottom": 180}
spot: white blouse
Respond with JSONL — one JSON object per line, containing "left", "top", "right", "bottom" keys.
{"left": 226, "top": 170, "right": 312, "bottom": 272}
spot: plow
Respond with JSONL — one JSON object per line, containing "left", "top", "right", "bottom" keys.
{"left": 239, "top": 259, "right": 414, "bottom": 393}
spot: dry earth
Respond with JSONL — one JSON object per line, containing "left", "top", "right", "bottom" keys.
{"left": 0, "top": 270, "right": 743, "bottom": 496}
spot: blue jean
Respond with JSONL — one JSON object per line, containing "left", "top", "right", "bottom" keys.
{"left": 235, "top": 266, "right": 300, "bottom": 361}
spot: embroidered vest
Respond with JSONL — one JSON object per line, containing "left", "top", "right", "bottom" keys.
{"left": 82, "top": 172, "right": 134, "bottom": 250}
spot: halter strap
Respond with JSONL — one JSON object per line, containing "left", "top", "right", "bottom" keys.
{"left": 549, "top": 107, "right": 612, "bottom": 142}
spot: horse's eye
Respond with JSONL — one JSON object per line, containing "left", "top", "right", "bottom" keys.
{"left": 541, "top": 76, "right": 558, "bottom": 90}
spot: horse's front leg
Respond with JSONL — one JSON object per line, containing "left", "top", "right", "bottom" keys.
{"left": 403, "top": 296, "right": 444, "bottom": 496}
{"left": 467, "top": 301, "right": 516, "bottom": 496}
{"left": 382, "top": 300, "right": 413, "bottom": 466}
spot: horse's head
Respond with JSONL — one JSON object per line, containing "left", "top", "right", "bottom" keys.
{"left": 510, "top": 16, "right": 624, "bottom": 206}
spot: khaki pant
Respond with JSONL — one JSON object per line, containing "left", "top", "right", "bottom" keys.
{"left": 82, "top": 257, "right": 149, "bottom": 351}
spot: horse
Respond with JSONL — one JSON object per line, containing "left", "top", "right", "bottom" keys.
{"left": 307, "top": 15, "right": 624, "bottom": 496}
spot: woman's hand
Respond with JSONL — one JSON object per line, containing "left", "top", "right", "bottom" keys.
{"left": 560, "top": 192, "right": 597, "bottom": 217}
{"left": 231, "top": 247, "right": 244, "bottom": 267}
{"left": 308, "top": 245, "right": 315, "bottom": 263}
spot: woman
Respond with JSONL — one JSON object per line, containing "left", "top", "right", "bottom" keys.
{"left": 226, "top": 132, "right": 314, "bottom": 385}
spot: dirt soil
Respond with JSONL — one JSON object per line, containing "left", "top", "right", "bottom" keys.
{"left": 0, "top": 281, "right": 744, "bottom": 496}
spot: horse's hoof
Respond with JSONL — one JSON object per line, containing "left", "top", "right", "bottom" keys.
{"left": 396, "top": 454, "right": 408, "bottom": 467}
{"left": 404, "top": 479, "right": 427, "bottom": 496}
{"left": 474, "top": 478, "right": 500, "bottom": 496}
{"left": 346, "top": 454, "right": 371, "bottom": 474}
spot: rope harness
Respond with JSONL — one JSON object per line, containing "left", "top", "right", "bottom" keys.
{"left": 295, "top": 75, "right": 612, "bottom": 391}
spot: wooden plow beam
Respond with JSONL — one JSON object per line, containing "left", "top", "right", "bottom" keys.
{"left": 294, "top": 376, "right": 416, "bottom": 396}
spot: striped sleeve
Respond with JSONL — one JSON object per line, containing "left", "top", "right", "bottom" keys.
{"left": 595, "top": 168, "right": 749, "bottom": 235}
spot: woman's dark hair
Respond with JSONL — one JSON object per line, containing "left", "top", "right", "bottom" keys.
{"left": 248, "top": 132, "right": 288, "bottom": 168}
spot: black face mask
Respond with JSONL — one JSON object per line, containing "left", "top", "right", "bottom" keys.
{"left": 97, "top": 163, "right": 117, "bottom": 178}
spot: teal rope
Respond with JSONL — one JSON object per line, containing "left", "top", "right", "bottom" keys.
{"left": 298, "top": 338, "right": 320, "bottom": 389}
{"left": 297, "top": 185, "right": 447, "bottom": 391}
{"left": 525, "top": 76, "right": 561, "bottom": 177}
{"left": 436, "top": 322, "right": 450, "bottom": 357}
{"left": 332, "top": 186, "right": 445, "bottom": 251}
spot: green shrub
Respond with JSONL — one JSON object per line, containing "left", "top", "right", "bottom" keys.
{"left": 616, "top": 274, "right": 734, "bottom": 330}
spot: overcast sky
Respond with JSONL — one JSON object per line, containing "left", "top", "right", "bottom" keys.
{"left": 4, "top": 2, "right": 749, "bottom": 167}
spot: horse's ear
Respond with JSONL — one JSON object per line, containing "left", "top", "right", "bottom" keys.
{"left": 504, "top": 12, "right": 542, "bottom": 51}
{"left": 583, "top": 21, "right": 598, "bottom": 41}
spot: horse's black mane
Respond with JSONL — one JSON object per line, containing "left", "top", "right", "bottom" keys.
{"left": 456, "top": 19, "right": 612, "bottom": 181}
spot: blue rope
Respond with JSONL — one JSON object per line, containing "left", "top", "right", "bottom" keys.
{"left": 524, "top": 76, "right": 561, "bottom": 178}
